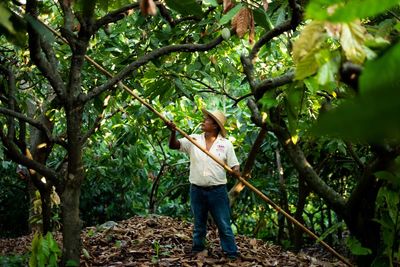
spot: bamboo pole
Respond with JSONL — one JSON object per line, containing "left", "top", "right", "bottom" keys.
{"left": 43, "top": 22, "right": 353, "bottom": 267}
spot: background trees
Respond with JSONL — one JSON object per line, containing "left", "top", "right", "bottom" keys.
{"left": 1, "top": 0, "right": 399, "bottom": 266}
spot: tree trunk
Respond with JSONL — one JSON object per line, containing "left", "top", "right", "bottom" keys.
{"left": 41, "top": 186, "right": 52, "bottom": 234}
{"left": 276, "top": 148, "right": 293, "bottom": 244}
{"left": 61, "top": 183, "right": 83, "bottom": 266}
{"left": 149, "top": 163, "right": 166, "bottom": 213}
{"left": 61, "top": 105, "right": 84, "bottom": 266}
{"left": 294, "top": 178, "right": 309, "bottom": 251}
{"left": 29, "top": 112, "right": 55, "bottom": 233}
{"left": 229, "top": 127, "right": 267, "bottom": 205}
{"left": 345, "top": 176, "right": 381, "bottom": 265}
{"left": 345, "top": 147, "right": 400, "bottom": 265}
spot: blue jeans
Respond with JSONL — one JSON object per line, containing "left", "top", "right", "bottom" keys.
{"left": 190, "top": 184, "right": 238, "bottom": 256}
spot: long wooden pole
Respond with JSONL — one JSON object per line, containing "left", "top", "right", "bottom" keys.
{"left": 43, "top": 22, "right": 353, "bottom": 267}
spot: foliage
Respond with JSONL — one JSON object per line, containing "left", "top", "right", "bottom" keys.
{"left": 346, "top": 235, "right": 372, "bottom": 255}
{"left": 29, "top": 232, "right": 61, "bottom": 267}
{"left": 313, "top": 42, "right": 400, "bottom": 142}
{"left": 373, "top": 170, "right": 400, "bottom": 267}
{"left": 0, "top": 161, "right": 29, "bottom": 238}
{"left": 0, "top": 254, "right": 29, "bottom": 267}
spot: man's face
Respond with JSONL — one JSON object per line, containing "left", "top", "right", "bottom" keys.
{"left": 201, "top": 115, "right": 218, "bottom": 132}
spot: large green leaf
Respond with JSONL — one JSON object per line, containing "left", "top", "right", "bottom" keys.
{"left": 165, "top": 0, "right": 203, "bottom": 17}
{"left": 306, "top": 0, "right": 400, "bottom": 22}
{"left": 0, "top": 4, "right": 15, "bottom": 34}
{"left": 312, "top": 42, "right": 400, "bottom": 142}
{"left": 253, "top": 8, "right": 272, "bottom": 30}
{"left": 346, "top": 236, "right": 372, "bottom": 255}
{"left": 219, "top": 4, "right": 243, "bottom": 25}
{"left": 285, "top": 84, "right": 304, "bottom": 143}
{"left": 25, "top": 15, "right": 55, "bottom": 43}
{"left": 340, "top": 22, "right": 366, "bottom": 64}
{"left": 293, "top": 21, "right": 326, "bottom": 79}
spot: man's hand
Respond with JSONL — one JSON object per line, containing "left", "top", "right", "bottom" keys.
{"left": 165, "top": 120, "right": 177, "bottom": 131}
{"left": 231, "top": 165, "right": 241, "bottom": 177}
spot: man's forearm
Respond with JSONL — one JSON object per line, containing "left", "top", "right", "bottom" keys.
{"left": 169, "top": 131, "right": 180, "bottom": 149}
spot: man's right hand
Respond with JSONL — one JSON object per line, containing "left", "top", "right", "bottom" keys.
{"left": 165, "top": 120, "right": 177, "bottom": 131}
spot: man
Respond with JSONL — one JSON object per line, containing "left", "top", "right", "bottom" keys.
{"left": 166, "top": 108, "right": 240, "bottom": 259}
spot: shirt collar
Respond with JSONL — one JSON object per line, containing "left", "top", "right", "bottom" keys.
{"left": 201, "top": 133, "right": 225, "bottom": 140}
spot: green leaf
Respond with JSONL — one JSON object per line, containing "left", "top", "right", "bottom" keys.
{"left": 203, "top": 0, "right": 219, "bottom": 7}
{"left": 340, "top": 22, "right": 366, "bottom": 64}
{"left": 219, "top": 4, "right": 243, "bottom": 25}
{"left": 375, "top": 171, "right": 400, "bottom": 186}
{"left": 346, "top": 236, "right": 372, "bottom": 255}
{"left": 359, "top": 42, "right": 400, "bottom": 95}
{"left": 317, "top": 221, "right": 346, "bottom": 242}
{"left": 25, "top": 15, "right": 55, "bottom": 44}
{"left": 165, "top": 0, "right": 203, "bottom": 17}
{"left": 312, "top": 42, "right": 400, "bottom": 142}
{"left": 304, "top": 76, "right": 320, "bottom": 94}
{"left": 285, "top": 85, "right": 303, "bottom": 139}
{"left": 306, "top": 0, "right": 400, "bottom": 22}
{"left": 315, "top": 49, "right": 340, "bottom": 86}
{"left": 253, "top": 8, "right": 272, "bottom": 30}
{"left": 0, "top": 4, "right": 15, "bottom": 34}
{"left": 293, "top": 21, "right": 326, "bottom": 79}
{"left": 198, "top": 70, "right": 218, "bottom": 88}
{"left": 66, "top": 259, "right": 79, "bottom": 267}
{"left": 329, "top": 0, "right": 400, "bottom": 22}
{"left": 379, "top": 187, "right": 400, "bottom": 223}
{"left": 294, "top": 52, "right": 319, "bottom": 80}
{"left": 259, "top": 90, "right": 279, "bottom": 110}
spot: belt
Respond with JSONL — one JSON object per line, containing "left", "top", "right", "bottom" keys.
{"left": 192, "top": 184, "right": 225, "bottom": 191}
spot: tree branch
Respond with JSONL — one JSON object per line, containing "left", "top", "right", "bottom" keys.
{"left": 229, "top": 126, "right": 268, "bottom": 205}
{"left": 94, "top": 3, "right": 139, "bottom": 32}
{"left": 253, "top": 70, "right": 295, "bottom": 100}
{"left": 0, "top": 107, "right": 66, "bottom": 147}
{"left": 346, "top": 145, "right": 400, "bottom": 212}
{"left": 250, "top": 20, "right": 293, "bottom": 61}
{"left": 80, "top": 35, "right": 224, "bottom": 103}
{"left": 345, "top": 141, "right": 365, "bottom": 170}
{"left": 270, "top": 113, "right": 347, "bottom": 217}
{"left": 59, "top": 0, "right": 74, "bottom": 33}
{"left": 25, "top": 1, "right": 66, "bottom": 99}
{"left": 241, "top": 0, "right": 302, "bottom": 98}
{"left": 0, "top": 127, "right": 57, "bottom": 180}
{"left": 0, "top": 65, "right": 17, "bottom": 140}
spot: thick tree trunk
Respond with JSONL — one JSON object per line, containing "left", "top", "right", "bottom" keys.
{"left": 61, "top": 105, "right": 84, "bottom": 266}
{"left": 345, "top": 176, "right": 381, "bottom": 265}
{"left": 345, "top": 147, "right": 399, "bottom": 265}
{"left": 61, "top": 183, "right": 83, "bottom": 266}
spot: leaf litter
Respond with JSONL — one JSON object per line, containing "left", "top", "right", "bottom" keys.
{"left": 0, "top": 215, "right": 351, "bottom": 266}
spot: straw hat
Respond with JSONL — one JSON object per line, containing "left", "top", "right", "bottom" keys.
{"left": 201, "top": 108, "right": 227, "bottom": 137}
